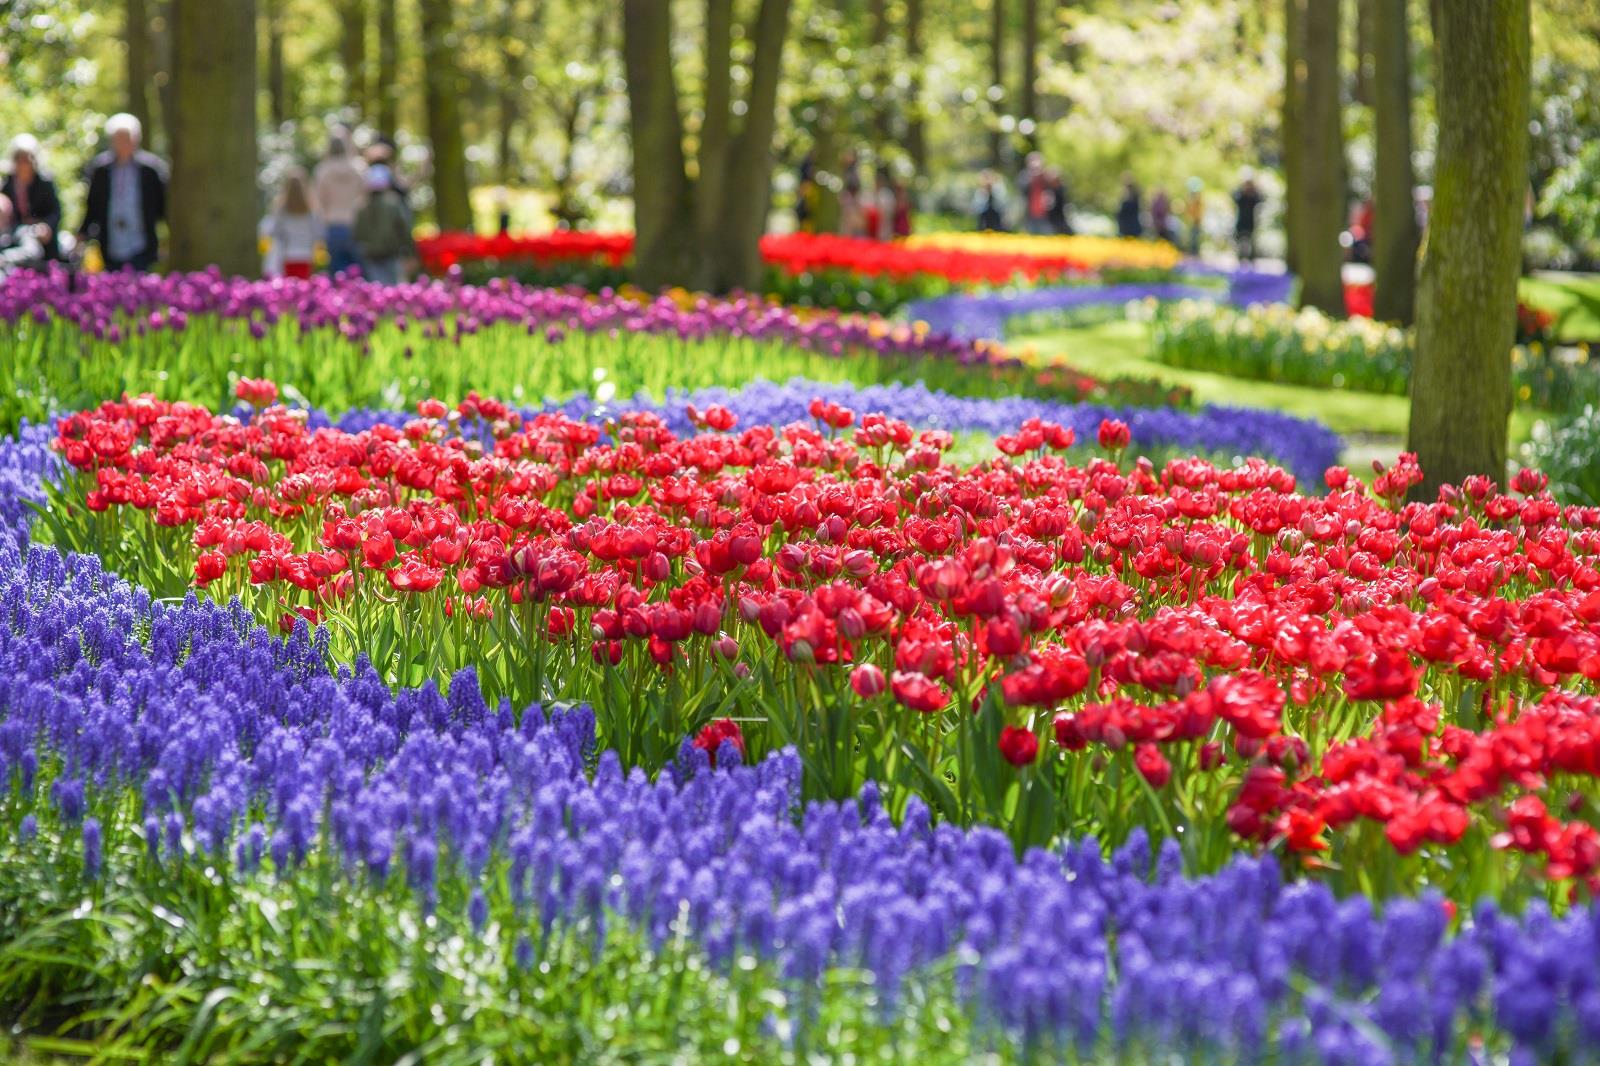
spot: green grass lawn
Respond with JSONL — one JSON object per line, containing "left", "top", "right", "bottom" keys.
{"left": 1520, "top": 272, "right": 1600, "bottom": 344}
{"left": 1019, "top": 319, "right": 1542, "bottom": 452}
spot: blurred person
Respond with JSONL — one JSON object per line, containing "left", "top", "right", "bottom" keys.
{"left": 1183, "top": 178, "right": 1204, "bottom": 255}
{"left": 1347, "top": 197, "right": 1374, "bottom": 264}
{"left": 0, "top": 194, "right": 48, "bottom": 276}
{"left": 314, "top": 133, "right": 367, "bottom": 275}
{"left": 1150, "top": 187, "right": 1174, "bottom": 243}
{"left": 353, "top": 164, "right": 413, "bottom": 285}
{"left": 1045, "top": 168, "right": 1072, "bottom": 235}
{"left": 891, "top": 172, "right": 912, "bottom": 239}
{"left": 1116, "top": 173, "right": 1144, "bottom": 239}
{"left": 1016, "top": 152, "right": 1052, "bottom": 235}
{"left": 973, "top": 171, "right": 1006, "bottom": 232}
{"left": 872, "top": 164, "right": 896, "bottom": 241}
{"left": 260, "top": 166, "right": 321, "bottom": 279}
{"left": 795, "top": 152, "right": 818, "bottom": 233}
{"left": 837, "top": 151, "right": 866, "bottom": 238}
{"left": 79, "top": 113, "right": 168, "bottom": 271}
{"left": 3, "top": 134, "right": 61, "bottom": 259}
{"left": 1232, "top": 171, "right": 1264, "bottom": 264}
{"left": 364, "top": 138, "right": 414, "bottom": 223}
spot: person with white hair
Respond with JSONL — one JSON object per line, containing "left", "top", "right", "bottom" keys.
{"left": 2, "top": 134, "right": 61, "bottom": 259}
{"left": 79, "top": 112, "right": 169, "bottom": 271}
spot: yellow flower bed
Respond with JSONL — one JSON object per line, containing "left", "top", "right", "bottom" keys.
{"left": 901, "top": 233, "right": 1183, "bottom": 271}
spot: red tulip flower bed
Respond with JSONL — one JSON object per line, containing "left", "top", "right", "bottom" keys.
{"left": 414, "top": 230, "right": 1093, "bottom": 286}
{"left": 46, "top": 383, "right": 1600, "bottom": 903}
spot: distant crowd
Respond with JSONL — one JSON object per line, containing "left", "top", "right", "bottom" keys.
{"left": 788, "top": 148, "right": 1270, "bottom": 264}
{"left": 0, "top": 114, "right": 416, "bottom": 282}
{"left": 977, "top": 153, "right": 1268, "bottom": 263}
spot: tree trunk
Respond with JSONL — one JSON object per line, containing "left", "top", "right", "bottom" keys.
{"left": 1020, "top": 0, "right": 1039, "bottom": 152}
{"left": 905, "top": 0, "right": 926, "bottom": 174}
{"left": 1297, "top": 0, "right": 1345, "bottom": 316}
{"left": 376, "top": 0, "right": 398, "bottom": 137}
{"left": 127, "top": 0, "right": 151, "bottom": 134}
{"left": 154, "top": 0, "right": 176, "bottom": 155}
{"left": 869, "top": 0, "right": 892, "bottom": 150}
{"left": 1407, "top": 0, "right": 1529, "bottom": 495}
{"left": 695, "top": 0, "right": 733, "bottom": 276}
{"left": 622, "top": 0, "right": 696, "bottom": 288}
{"left": 339, "top": 0, "right": 368, "bottom": 117}
{"left": 711, "top": 0, "right": 791, "bottom": 291}
{"left": 1353, "top": 0, "right": 1374, "bottom": 105}
{"left": 990, "top": 0, "right": 1005, "bottom": 168}
{"left": 1282, "top": 0, "right": 1303, "bottom": 274}
{"left": 264, "top": 0, "right": 288, "bottom": 128}
{"left": 169, "top": 0, "right": 258, "bottom": 276}
{"left": 497, "top": 0, "right": 523, "bottom": 185}
{"left": 1371, "top": 0, "right": 1418, "bottom": 324}
{"left": 419, "top": 0, "right": 473, "bottom": 230}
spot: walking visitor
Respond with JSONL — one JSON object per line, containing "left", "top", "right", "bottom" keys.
{"left": 79, "top": 113, "right": 168, "bottom": 271}
{"left": 313, "top": 133, "right": 366, "bottom": 275}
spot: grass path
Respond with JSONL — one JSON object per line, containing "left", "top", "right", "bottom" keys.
{"left": 1017, "top": 321, "right": 1542, "bottom": 459}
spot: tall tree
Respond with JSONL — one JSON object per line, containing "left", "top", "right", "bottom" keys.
{"left": 169, "top": 0, "right": 258, "bottom": 276}
{"left": 905, "top": 0, "right": 927, "bottom": 174}
{"left": 497, "top": 0, "right": 525, "bottom": 185}
{"left": 376, "top": 0, "right": 398, "bottom": 137}
{"left": 1281, "top": 0, "right": 1304, "bottom": 273}
{"left": 1020, "top": 0, "right": 1039, "bottom": 152}
{"left": 263, "top": 0, "right": 289, "bottom": 128}
{"left": 126, "top": 0, "right": 151, "bottom": 133}
{"left": 623, "top": 0, "right": 792, "bottom": 291}
{"left": 1407, "top": 0, "right": 1530, "bottom": 494}
{"left": 989, "top": 0, "right": 1005, "bottom": 168}
{"left": 1296, "top": 0, "right": 1345, "bottom": 316}
{"left": 1353, "top": 0, "right": 1374, "bottom": 105}
{"left": 419, "top": 0, "right": 473, "bottom": 229}
{"left": 869, "top": 0, "right": 891, "bottom": 149}
{"left": 154, "top": 0, "right": 176, "bottom": 155}
{"left": 338, "top": 0, "right": 368, "bottom": 115}
{"left": 1370, "top": 0, "right": 1419, "bottom": 324}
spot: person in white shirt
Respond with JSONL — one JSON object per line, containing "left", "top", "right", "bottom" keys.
{"left": 311, "top": 133, "right": 365, "bottom": 276}
{"left": 260, "top": 167, "right": 322, "bottom": 279}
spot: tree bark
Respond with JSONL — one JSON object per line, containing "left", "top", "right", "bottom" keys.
{"left": 127, "top": 0, "right": 151, "bottom": 134}
{"left": 1371, "top": 0, "right": 1418, "bottom": 324}
{"left": 154, "top": 0, "right": 176, "bottom": 155}
{"left": 263, "top": 0, "right": 288, "bottom": 128}
{"left": 497, "top": 0, "right": 523, "bottom": 185}
{"left": 905, "top": 0, "right": 926, "bottom": 174}
{"left": 869, "top": 0, "right": 892, "bottom": 150}
{"left": 376, "top": 0, "right": 398, "bottom": 137}
{"left": 1407, "top": 0, "right": 1529, "bottom": 495}
{"left": 712, "top": 0, "right": 791, "bottom": 291}
{"left": 622, "top": 0, "right": 696, "bottom": 288}
{"left": 1296, "top": 0, "right": 1345, "bottom": 316}
{"left": 1282, "top": 0, "right": 1303, "bottom": 274}
{"left": 1354, "top": 0, "right": 1374, "bottom": 105}
{"left": 1020, "top": 0, "right": 1039, "bottom": 152}
{"left": 696, "top": 0, "right": 733, "bottom": 266}
{"left": 990, "top": 0, "right": 1005, "bottom": 168}
{"left": 624, "top": 0, "right": 790, "bottom": 292}
{"left": 419, "top": 0, "right": 473, "bottom": 230}
{"left": 338, "top": 0, "right": 368, "bottom": 117}
{"left": 169, "top": 0, "right": 258, "bottom": 276}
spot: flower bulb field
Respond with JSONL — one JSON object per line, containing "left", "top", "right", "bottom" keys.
{"left": 4, "top": 268, "right": 1600, "bottom": 1064}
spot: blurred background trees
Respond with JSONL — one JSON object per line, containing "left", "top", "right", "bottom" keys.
{"left": 0, "top": 0, "right": 1595, "bottom": 291}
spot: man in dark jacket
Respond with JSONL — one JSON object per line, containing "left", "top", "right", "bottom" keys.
{"left": 2, "top": 134, "right": 62, "bottom": 260}
{"left": 79, "top": 113, "right": 168, "bottom": 271}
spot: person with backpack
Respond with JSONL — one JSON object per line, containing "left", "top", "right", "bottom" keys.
{"left": 353, "top": 165, "right": 413, "bottom": 285}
